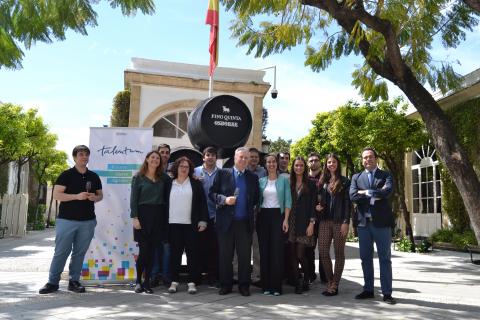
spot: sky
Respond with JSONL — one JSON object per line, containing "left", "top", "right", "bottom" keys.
{"left": 1, "top": 0, "right": 479, "bottom": 163}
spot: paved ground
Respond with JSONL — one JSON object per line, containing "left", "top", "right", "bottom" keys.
{"left": 0, "top": 229, "right": 479, "bottom": 319}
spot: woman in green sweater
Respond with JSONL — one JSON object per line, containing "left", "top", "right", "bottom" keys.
{"left": 257, "top": 153, "right": 292, "bottom": 296}
{"left": 130, "top": 151, "right": 171, "bottom": 294}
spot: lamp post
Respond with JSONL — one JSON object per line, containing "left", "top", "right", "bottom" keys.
{"left": 259, "top": 66, "right": 278, "bottom": 99}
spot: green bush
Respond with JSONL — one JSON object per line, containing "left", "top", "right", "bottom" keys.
{"left": 451, "top": 230, "right": 478, "bottom": 248}
{"left": 396, "top": 237, "right": 413, "bottom": 252}
{"left": 346, "top": 232, "right": 358, "bottom": 242}
{"left": 430, "top": 228, "right": 455, "bottom": 243}
{"left": 416, "top": 239, "right": 432, "bottom": 253}
{"left": 430, "top": 228, "right": 478, "bottom": 249}
{"left": 27, "top": 204, "right": 46, "bottom": 230}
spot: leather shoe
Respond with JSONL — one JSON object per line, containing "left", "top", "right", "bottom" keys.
{"left": 218, "top": 287, "right": 232, "bottom": 295}
{"left": 383, "top": 294, "right": 397, "bottom": 305}
{"left": 68, "top": 280, "right": 86, "bottom": 293}
{"left": 39, "top": 283, "right": 59, "bottom": 294}
{"left": 355, "top": 291, "right": 374, "bottom": 299}
{"left": 239, "top": 286, "right": 250, "bottom": 297}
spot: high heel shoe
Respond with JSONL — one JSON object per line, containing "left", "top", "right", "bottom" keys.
{"left": 142, "top": 282, "right": 154, "bottom": 294}
{"left": 294, "top": 284, "right": 303, "bottom": 294}
{"left": 324, "top": 282, "right": 338, "bottom": 296}
{"left": 302, "top": 281, "right": 310, "bottom": 292}
{"left": 134, "top": 283, "right": 144, "bottom": 293}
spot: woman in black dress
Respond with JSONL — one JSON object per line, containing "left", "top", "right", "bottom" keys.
{"left": 288, "top": 156, "right": 317, "bottom": 294}
{"left": 130, "top": 151, "right": 171, "bottom": 294}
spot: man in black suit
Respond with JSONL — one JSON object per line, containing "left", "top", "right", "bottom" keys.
{"left": 209, "top": 147, "right": 260, "bottom": 296}
{"left": 349, "top": 147, "right": 396, "bottom": 304}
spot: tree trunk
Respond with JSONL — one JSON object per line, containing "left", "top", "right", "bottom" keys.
{"left": 34, "top": 183, "right": 42, "bottom": 226}
{"left": 346, "top": 154, "right": 355, "bottom": 179}
{"left": 397, "top": 69, "right": 480, "bottom": 242}
{"left": 385, "top": 156, "right": 416, "bottom": 252}
{"left": 16, "top": 160, "right": 22, "bottom": 194}
{"left": 46, "top": 185, "right": 54, "bottom": 227}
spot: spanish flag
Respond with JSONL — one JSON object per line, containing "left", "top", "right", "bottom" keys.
{"left": 206, "top": 0, "right": 219, "bottom": 76}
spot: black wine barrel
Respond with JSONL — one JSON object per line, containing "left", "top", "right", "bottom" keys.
{"left": 187, "top": 95, "right": 252, "bottom": 158}
{"left": 169, "top": 147, "right": 204, "bottom": 168}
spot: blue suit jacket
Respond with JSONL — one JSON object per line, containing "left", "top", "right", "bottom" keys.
{"left": 349, "top": 168, "right": 394, "bottom": 228}
{"left": 209, "top": 168, "right": 260, "bottom": 233}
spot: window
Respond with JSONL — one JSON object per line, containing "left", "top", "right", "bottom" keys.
{"left": 411, "top": 145, "right": 441, "bottom": 214}
{"left": 153, "top": 111, "right": 191, "bottom": 138}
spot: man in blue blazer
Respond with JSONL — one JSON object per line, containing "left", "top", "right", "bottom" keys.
{"left": 350, "top": 147, "right": 396, "bottom": 304}
{"left": 209, "top": 147, "right": 260, "bottom": 296}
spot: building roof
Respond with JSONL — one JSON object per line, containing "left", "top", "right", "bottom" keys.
{"left": 125, "top": 57, "right": 268, "bottom": 85}
{"left": 407, "top": 67, "right": 480, "bottom": 118}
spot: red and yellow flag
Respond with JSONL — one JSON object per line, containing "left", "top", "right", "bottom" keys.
{"left": 206, "top": 0, "right": 219, "bottom": 76}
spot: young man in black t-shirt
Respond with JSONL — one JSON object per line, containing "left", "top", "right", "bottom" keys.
{"left": 39, "top": 145, "right": 103, "bottom": 294}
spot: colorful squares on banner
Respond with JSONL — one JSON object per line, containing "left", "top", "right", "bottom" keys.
{"left": 117, "top": 268, "right": 125, "bottom": 276}
{"left": 122, "top": 261, "right": 130, "bottom": 269}
{"left": 81, "top": 269, "right": 90, "bottom": 278}
{"left": 128, "top": 268, "right": 135, "bottom": 279}
{"left": 88, "top": 259, "right": 95, "bottom": 268}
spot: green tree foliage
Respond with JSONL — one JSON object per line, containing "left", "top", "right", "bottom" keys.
{"left": 0, "top": 103, "right": 60, "bottom": 194}
{"left": 269, "top": 136, "right": 292, "bottom": 154}
{"left": 0, "top": 0, "right": 155, "bottom": 69}
{"left": 0, "top": 103, "right": 27, "bottom": 165}
{"left": 223, "top": 0, "right": 480, "bottom": 242}
{"left": 262, "top": 107, "right": 268, "bottom": 139}
{"left": 440, "top": 97, "right": 480, "bottom": 232}
{"left": 110, "top": 89, "right": 131, "bottom": 127}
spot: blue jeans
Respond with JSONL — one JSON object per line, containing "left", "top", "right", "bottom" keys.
{"left": 151, "top": 242, "right": 171, "bottom": 282}
{"left": 48, "top": 218, "right": 96, "bottom": 285}
{"left": 358, "top": 222, "right": 392, "bottom": 295}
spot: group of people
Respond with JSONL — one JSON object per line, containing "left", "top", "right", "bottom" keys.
{"left": 39, "top": 144, "right": 396, "bottom": 305}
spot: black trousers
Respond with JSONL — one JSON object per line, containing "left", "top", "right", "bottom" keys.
{"left": 169, "top": 223, "right": 200, "bottom": 284}
{"left": 257, "top": 208, "right": 284, "bottom": 293}
{"left": 305, "top": 245, "right": 327, "bottom": 282}
{"left": 199, "top": 218, "right": 219, "bottom": 282}
{"left": 217, "top": 219, "right": 252, "bottom": 288}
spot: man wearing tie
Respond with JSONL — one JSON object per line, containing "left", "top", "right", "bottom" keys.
{"left": 209, "top": 147, "right": 260, "bottom": 296}
{"left": 350, "top": 148, "right": 396, "bottom": 304}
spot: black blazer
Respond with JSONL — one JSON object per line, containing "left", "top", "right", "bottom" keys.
{"left": 166, "top": 178, "right": 208, "bottom": 227}
{"left": 349, "top": 168, "right": 394, "bottom": 228}
{"left": 318, "top": 176, "right": 352, "bottom": 224}
{"left": 209, "top": 168, "right": 260, "bottom": 233}
{"left": 291, "top": 180, "right": 317, "bottom": 236}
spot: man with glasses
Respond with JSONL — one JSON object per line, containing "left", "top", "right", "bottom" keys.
{"left": 150, "top": 144, "right": 172, "bottom": 287}
{"left": 307, "top": 152, "right": 327, "bottom": 284}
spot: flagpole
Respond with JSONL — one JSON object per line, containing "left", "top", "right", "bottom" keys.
{"left": 209, "top": 75, "right": 213, "bottom": 97}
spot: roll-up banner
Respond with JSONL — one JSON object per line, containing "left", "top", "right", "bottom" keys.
{"left": 82, "top": 127, "right": 153, "bottom": 283}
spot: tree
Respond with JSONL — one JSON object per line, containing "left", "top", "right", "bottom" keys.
{"left": 224, "top": 0, "right": 480, "bottom": 242}
{"left": 291, "top": 102, "right": 367, "bottom": 177}
{"left": 0, "top": 103, "right": 27, "bottom": 165}
{"left": 110, "top": 89, "right": 131, "bottom": 127}
{"left": 0, "top": 0, "right": 155, "bottom": 69}
{"left": 31, "top": 148, "right": 68, "bottom": 225}
{"left": 261, "top": 107, "right": 269, "bottom": 139}
{"left": 269, "top": 136, "right": 292, "bottom": 154}
{"left": 14, "top": 109, "right": 57, "bottom": 194}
